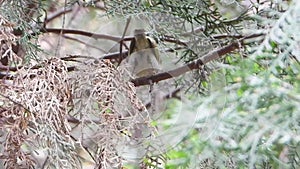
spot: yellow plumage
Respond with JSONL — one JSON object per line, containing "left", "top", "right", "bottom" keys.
{"left": 128, "top": 29, "right": 161, "bottom": 77}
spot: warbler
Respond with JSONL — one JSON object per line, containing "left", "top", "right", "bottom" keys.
{"left": 128, "top": 29, "right": 161, "bottom": 77}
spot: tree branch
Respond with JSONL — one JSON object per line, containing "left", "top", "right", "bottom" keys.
{"left": 63, "top": 35, "right": 107, "bottom": 52}
{"left": 1, "top": 33, "right": 264, "bottom": 83}
{"left": 46, "top": 6, "right": 73, "bottom": 23}
{"left": 44, "top": 28, "right": 191, "bottom": 47}
{"left": 43, "top": 28, "right": 132, "bottom": 42}
{"left": 145, "top": 87, "right": 182, "bottom": 108}
{"left": 131, "top": 33, "right": 265, "bottom": 87}
{"left": 131, "top": 39, "right": 242, "bottom": 86}
{"left": 45, "top": 2, "right": 106, "bottom": 24}
{"left": 0, "top": 65, "right": 20, "bottom": 71}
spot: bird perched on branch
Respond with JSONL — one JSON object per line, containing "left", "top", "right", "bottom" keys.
{"left": 128, "top": 29, "right": 161, "bottom": 78}
{"left": 128, "top": 29, "right": 163, "bottom": 118}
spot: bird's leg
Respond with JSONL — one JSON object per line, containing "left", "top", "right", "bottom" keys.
{"left": 149, "top": 80, "right": 156, "bottom": 115}
{"left": 149, "top": 79, "right": 153, "bottom": 93}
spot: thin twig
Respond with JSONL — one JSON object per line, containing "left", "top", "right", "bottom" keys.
{"left": 0, "top": 65, "right": 21, "bottom": 71}
{"left": 46, "top": 6, "right": 73, "bottom": 23}
{"left": 63, "top": 35, "right": 107, "bottom": 52}
{"left": 145, "top": 87, "right": 182, "bottom": 108}
{"left": 44, "top": 28, "right": 132, "bottom": 42}
{"left": 118, "top": 17, "right": 131, "bottom": 65}
{"left": 0, "top": 93, "right": 31, "bottom": 114}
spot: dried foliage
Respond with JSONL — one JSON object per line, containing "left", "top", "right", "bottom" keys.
{"left": 1, "top": 58, "right": 79, "bottom": 168}
{"left": 0, "top": 56, "right": 156, "bottom": 168}
{"left": 69, "top": 59, "right": 155, "bottom": 168}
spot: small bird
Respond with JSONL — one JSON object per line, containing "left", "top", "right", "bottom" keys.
{"left": 128, "top": 29, "right": 161, "bottom": 77}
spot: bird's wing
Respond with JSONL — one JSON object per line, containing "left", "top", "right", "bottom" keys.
{"left": 147, "top": 37, "right": 161, "bottom": 63}
{"left": 129, "top": 38, "right": 136, "bottom": 55}
{"left": 146, "top": 36, "right": 157, "bottom": 48}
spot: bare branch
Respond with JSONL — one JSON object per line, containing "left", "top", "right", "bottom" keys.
{"left": 131, "top": 39, "right": 241, "bottom": 86}
{"left": 44, "top": 28, "right": 132, "bottom": 42}
{"left": 63, "top": 35, "right": 107, "bottom": 52}
{"left": 46, "top": 6, "right": 73, "bottom": 23}
{"left": 131, "top": 33, "right": 265, "bottom": 86}
{"left": 0, "top": 65, "right": 20, "bottom": 71}
{"left": 145, "top": 87, "right": 182, "bottom": 108}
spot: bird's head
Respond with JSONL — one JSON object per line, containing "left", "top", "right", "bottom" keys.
{"left": 134, "top": 29, "right": 146, "bottom": 39}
